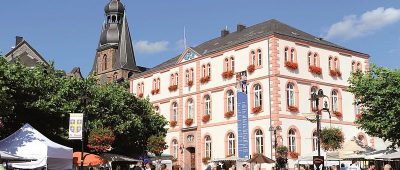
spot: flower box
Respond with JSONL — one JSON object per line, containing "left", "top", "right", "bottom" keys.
{"left": 185, "top": 119, "right": 193, "bottom": 126}
{"left": 222, "top": 70, "right": 234, "bottom": 79}
{"left": 187, "top": 80, "right": 193, "bottom": 87}
{"left": 151, "top": 89, "right": 160, "bottom": 95}
{"left": 285, "top": 61, "right": 298, "bottom": 70}
{"left": 252, "top": 106, "right": 262, "bottom": 114}
{"left": 288, "top": 106, "right": 299, "bottom": 112}
{"left": 138, "top": 93, "right": 143, "bottom": 98}
{"left": 247, "top": 65, "right": 255, "bottom": 73}
{"left": 333, "top": 111, "right": 343, "bottom": 119}
{"left": 168, "top": 85, "right": 178, "bottom": 91}
{"left": 289, "top": 152, "right": 299, "bottom": 159}
{"left": 355, "top": 113, "right": 362, "bottom": 120}
{"left": 309, "top": 65, "right": 322, "bottom": 75}
{"left": 170, "top": 120, "right": 177, "bottom": 127}
{"left": 224, "top": 111, "right": 234, "bottom": 118}
{"left": 200, "top": 76, "right": 210, "bottom": 84}
{"left": 330, "top": 69, "right": 342, "bottom": 77}
{"left": 202, "top": 157, "right": 211, "bottom": 164}
{"left": 202, "top": 114, "right": 210, "bottom": 123}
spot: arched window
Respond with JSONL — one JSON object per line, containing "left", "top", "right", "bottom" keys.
{"left": 224, "top": 58, "right": 229, "bottom": 72}
{"left": 170, "top": 74, "right": 175, "bottom": 85}
{"left": 284, "top": 47, "right": 289, "bottom": 62}
{"left": 332, "top": 90, "right": 338, "bottom": 112}
{"left": 228, "top": 133, "right": 236, "bottom": 156}
{"left": 308, "top": 52, "right": 312, "bottom": 66}
{"left": 254, "top": 84, "right": 262, "bottom": 108}
{"left": 313, "top": 54, "right": 318, "bottom": 66}
{"left": 175, "top": 73, "right": 179, "bottom": 85}
{"left": 312, "top": 131, "right": 318, "bottom": 151}
{"left": 202, "top": 65, "right": 206, "bottom": 78}
{"left": 172, "top": 140, "right": 178, "bottom": 158}
{"left": 251, "top": 51, "right": 256, "bottom": 65}
{"left": 185, "top": 69, "right": 189, "bottom": 84}
{"left": 153, "top": 79, "right": 157, "bottom": 90}
{"left": 255, "top": 129, "right": 264, "bottom": 154}
{"left": 111, "top": 15, "right": 116, "bottom": 23}
{"left": 205, "top": 136, "right": 212, "bottom": 158}
{"left": 227, "top": 90, "right": 235, "bottom": 112}
{"left": 188, "top": 99, "right": 194, "bottom": 119}
{"left": 288, "top": 129, "right": 296, "bottom": 152}
{"left": 311, "top": 86, "right": 318, "bottom": 111}
{"left": 207, "top": 64, "right": 211, "bottom": 77}
{"left": 172, "top": 102, "right": 178, "bottom": 121}
{"left": 329, "top": 57, "right": 333, "bottom": 70}
{"left": 257, "top": 49, "right": 262, "bottom": 66}
{"left": 352, "top": 61, "right": 356, "bottom": 72}
{"left": 290, "top": 48, "right": 295, "bottom": 62}
{"left": 190, "top": 68, "right": 194, "bottom": 82}
{"left": 334, "top": 58, "right": 339, "bottom": 70}
{"left": 230, "top": 57, "right": 235, "bottom": 72}
{"left": 204, "top": 95, "right": 211, "bottom": 115}
{"left": 103, "top": 55, "right": 108, "bottom": 71}
{"left": 357, "top": 62, "right": 362, "bottom": 71}
{"left": 287, "top": 83, "right": 295, "bottom": 107}
{"left": 157, "top": 78, "right": 160, "bottom": 90}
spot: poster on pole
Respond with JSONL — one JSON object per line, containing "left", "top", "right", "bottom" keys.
{"left": 69, "top": 113, "right": 83, "bottom": 140}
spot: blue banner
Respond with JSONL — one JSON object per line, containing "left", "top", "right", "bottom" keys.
{"left": 237, "top": 92, "right": 249, "bottom": 159}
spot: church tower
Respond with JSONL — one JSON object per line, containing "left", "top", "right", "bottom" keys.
{"left": 91, "top": 0, "right": 141, "bottom": 84}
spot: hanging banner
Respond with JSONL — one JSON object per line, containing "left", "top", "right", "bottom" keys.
{"left": 69, "top": 113, "right": 83, "bottom": 140}
{"left": 237, "top": 70, "right": 249, "bottom": 159}
{"left": 236, "top": 71, "right": 247, "bottom": 94}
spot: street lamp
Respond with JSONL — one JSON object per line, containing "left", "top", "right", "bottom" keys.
{"left": 309, "top": 89, "right": 331, "bottom": 161}
{"left": 80, "top": 94, "right": 90, "bottom": 170}
{"left": 269, "top": 125, "right": 282, "bottom": 159}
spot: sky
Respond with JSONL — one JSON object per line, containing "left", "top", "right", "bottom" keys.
{"left": 1, "top": 1, "right": 399, "bottom": 76}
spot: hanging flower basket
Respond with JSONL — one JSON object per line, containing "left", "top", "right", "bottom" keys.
{"left": 289, "top": 152, "right": 299, "bottom": 159}
{"left": 202, "top": 157, "right": 211, "bottom": 164}
{"left": 138, "top": 93, "right": 144, "bottom": 98}
{"left": 222, "top": 70, "right": 234, "bottom": 79}
{"left": 168, "top": 85, "right": 178, "bottom": 91}
{"left": 320, "top": 128, "right": 344, "bottom": 151}
{"left": 309, "top": 65, "right": 322, "bottom": 75}
{"left": 224, "top": 111, "right": 234, "bottom": 118}
{"left": 151, "top": 89, "right": 160, "bottom": 95}
{"left": 187, "top": 80, "right": 193, "bottom": 87}
{"left": 247, "top": 64, "right": 255, "bottom": 73}
{"left": 288, "top": 106, "right": 299, "bottom": 112}
{"left": 252, "top": 106, "right": 262, "bottom": 114}
{"left": 202, "top": 114, "right": 210, "bottom": 123}
{"left": 185, "top": 118, "right": 193, "bottom": 126}
{"left": 170, "top": 120, "right": 177, "bottom": 127}
{"left": 285, "top": 61, "right": 298, "bottom": 70}
{"left": 333, "top": 111, "right": 343, "bottom": 119}
{"left": 200, "top": 76, "right": 210, "bottom": 84}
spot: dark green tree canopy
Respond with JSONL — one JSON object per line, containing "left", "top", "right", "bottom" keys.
{"left": 0, "top": 58, "right": 167, "bottom": 156}
{"left": 349, "top": 65, "right": 400, "bottom": 148}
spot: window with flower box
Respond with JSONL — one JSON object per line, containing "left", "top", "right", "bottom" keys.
{"left": 284, "top": 47, "right": 298, "bottom": 70}
{"left": 185, "top": 68, "right": 194, "bottom": 86}
{"left": 151, "top": 78, "right": 160, "bottom": 95}
{"left": 288, "top": 129, "right": 296, "bottom": 152}
{"left": 222, "top": 57, "right": 235, "bottom": 79}
{"left": 137, "top": 82, "right": 144, "bottom": 98}
{"left": 227, "top": 133, "right": 236, "bottom": 156}
{"left": 252, "top": 84, "right": 262, "bottom": 113}
{"left": 201, "top": 64, "right": 211, "bottom": 84}
{"left": 308, "top": 52, "right": 322, "bottom": 75}
{"left": 286, "top": 83, "right": 298, "bottom": 112}
{"left": 329, "top": 56, "right": 341, "bottom": 77}
{"left": 169, "top": 73, "right": 178, "bottom": 92}
{"left": 331, "top": 90, "right": 342, "bottom": 119}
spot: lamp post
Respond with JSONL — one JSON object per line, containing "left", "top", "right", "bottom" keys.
{"left": 269, "top": 125, "right": 282, "bottom": 159}
{"left": 80, "top": 94, "right": 89, "bottom": 170}
{"left": 309, "top": 89, "right": 331, "bottom": 170}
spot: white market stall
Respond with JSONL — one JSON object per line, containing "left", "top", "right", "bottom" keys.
{"left": 0, "top": 124, "right": 73, "bottom": 169}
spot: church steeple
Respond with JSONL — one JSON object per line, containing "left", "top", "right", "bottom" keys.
{"left": 91, "top": 0, "right": 140, "bottom": 84}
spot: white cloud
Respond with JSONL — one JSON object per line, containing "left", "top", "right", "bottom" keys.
{"left": 134, "top": 40, "right": 169, "bottom": 54}
{"left": 325, "top": 7, "right": 400, "bottom": 40}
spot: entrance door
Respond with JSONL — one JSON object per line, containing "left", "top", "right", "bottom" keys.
{"left": 187, "top": 147, "right": 195, "bottom": 170}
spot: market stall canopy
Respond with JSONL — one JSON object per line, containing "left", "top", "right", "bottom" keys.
{"left": 376, "top": 151, "right": 400, "bottom": 160}
{"left": 247, "top": 154, "right": 275, "bottom": 164}
{"left": 0, "top": 124, "right": 73, "bottom": 169}
{"left": 101, "top": 153, "right": 140, "bottom": 162}
{"left": 147, "top": 152, "right": 173, "bottom": 160}
{"left": 212, "top": 156, "right": 248, "bottom": 162}
{"left": 337, "top": 137, "right": 374, "bottom": 159}
{"left": 73, "top": 152, "right": 106, "bottom": 166}
{"left": 0, "top": 151, "right": 36, "bottom": 163}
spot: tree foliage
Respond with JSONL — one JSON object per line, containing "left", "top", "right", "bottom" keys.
{"left": 0, "top": 58, "right": 168, "bottom": 156}
{"left": 320, "top": 128, "right": 344, "bottom": 151}
{"left": 348, "top": 65, "right": 400, "bottom": 148}
{"left": 147, "top": 134, "right": 167, "bottom": 156}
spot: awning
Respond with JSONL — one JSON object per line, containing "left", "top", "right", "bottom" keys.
{"left": 376, "top": 151, "right": 400, "bottom": 160}
{"left": 212, "top": 156, "right": 247, "bottom": 162}
{"left": 0, "top": 151, "right": 36, "bottom": 163}
{"left": 73, "top": 152, "right": 106, "bottom": 166}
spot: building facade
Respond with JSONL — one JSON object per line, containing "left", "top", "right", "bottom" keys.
{"left": 128, "top": 17, "right": 383, "bottom": 170}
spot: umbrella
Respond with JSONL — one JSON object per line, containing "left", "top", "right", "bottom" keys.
{"left": 73, "top": 152, "right": 106, "bottom": 166}
{"left": 247, "top": 154, "right": 275, "bottom": 164}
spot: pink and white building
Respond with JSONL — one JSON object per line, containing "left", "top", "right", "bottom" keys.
{"left": 129, "top": 19, "right": 385, "bottom": 170}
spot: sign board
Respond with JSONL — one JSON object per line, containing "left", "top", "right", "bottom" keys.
{"left": 237, "top": 70, "right": 249, "bottom": 159}
{"left": 69, "top": 113, "right": 83, "bottom": 140}
{"left": 313, "top": 156, "right": 324, "bottom": 170}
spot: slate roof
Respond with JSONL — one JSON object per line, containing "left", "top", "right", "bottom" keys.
{"left": 133, "top": 19, "right": 368, "bottom": 78}
{"left": 5, "top": 40, "right": 49, "bottom": 67}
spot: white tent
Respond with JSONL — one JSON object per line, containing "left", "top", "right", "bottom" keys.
{"left": 0, "top": 124, "right": 73, "bottom": 169}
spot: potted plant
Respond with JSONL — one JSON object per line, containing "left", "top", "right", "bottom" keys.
{"left": 222, "top": 70, "right": 234, "bottom": 79}
{"left": 252, "top": 106, "right": 262, "bottom": 114}
{"left": 309, "top": 65, "right": 322, "bottom": 75}
{"left": 247, "top": 64, "right": 255, "bottom": 73}
{"left": 168, "top": 85, "right": 178, "bottom": 91}
{"left": 202, "top": 114, "right": 210, "bottom": 123}
{"left": 288, "top": 106, "right": 299, "bottom": 112}
{"left": 285, "top": 61, "right": 298, "bottom": 70}
{"left": 170, "top": 120, "right": 177, "bottom": 127}
{"left": 224, "top": 111, "right": 234, "bottom": 118}
{"left": 185, "top": 118, "right": 193, "bottom": 126}
{"left": 320, "top": 127, "right": 344, "bottom": 151}
{"left": 200, "top": 76, "right": 210, "bottom": 84}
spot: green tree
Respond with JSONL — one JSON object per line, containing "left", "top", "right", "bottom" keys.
{"left": 348, "top": 65, "right": 400, "bottom": 148}
{"left": 0, "top": 58, "right": 168, "bottom": 156}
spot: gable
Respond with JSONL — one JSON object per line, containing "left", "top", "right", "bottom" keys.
{"left": 177, "top": 48, "right": 201, "bottom": 64}
{"left": 5, "top": 41, "right": 48, "bottom": 66}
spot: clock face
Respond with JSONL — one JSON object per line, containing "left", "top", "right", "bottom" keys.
{"left": 184, "top": 50, "right": 196, "bottom": 61}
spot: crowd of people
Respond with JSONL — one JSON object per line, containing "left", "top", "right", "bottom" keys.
{"left": 130, "top": 160, "right": 169, "bottom": 170}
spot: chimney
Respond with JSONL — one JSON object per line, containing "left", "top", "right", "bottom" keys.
{"left": 221, "top": 27, "right": 229, "bottom": 37}
{"left": 237, "top": 24, "right": 246, "bottom": 32}
{"left": 15, "top": 36, "right": 23, "bottom": 46}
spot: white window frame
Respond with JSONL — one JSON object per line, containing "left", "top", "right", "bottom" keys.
{"left": 188, "top": 99, "right": 194, "bottom": 119}
{"left": 254, "top": 84, "right": 262, "bottom": 108}
{"left": 288, "top": 129, "right": 296, "bottom": 152}
{"left": 255, "top": 129, "right": 264, "bottom": 154}
{"left": 227, "top": 90, "right": 234, "bottom": 112}
{"left": 172, "top": 140, "right": 178, "bottom": 158}
{"left": 287, "top": 83, "right": 295, "bottom": 107}
{"left": 204, "top": 95, "right": 211, "bottom": 115}
{"left": 332, "top": 90, "right": 338, "bottom": 112}
{"left": 172, "top": 102, "right": 178, "bottom": 121}
{"left": 228, "top": 133, "right": 236, "bottom": 155}
{"left": 205, "top": 136, "right": 212, "bottom": 158}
